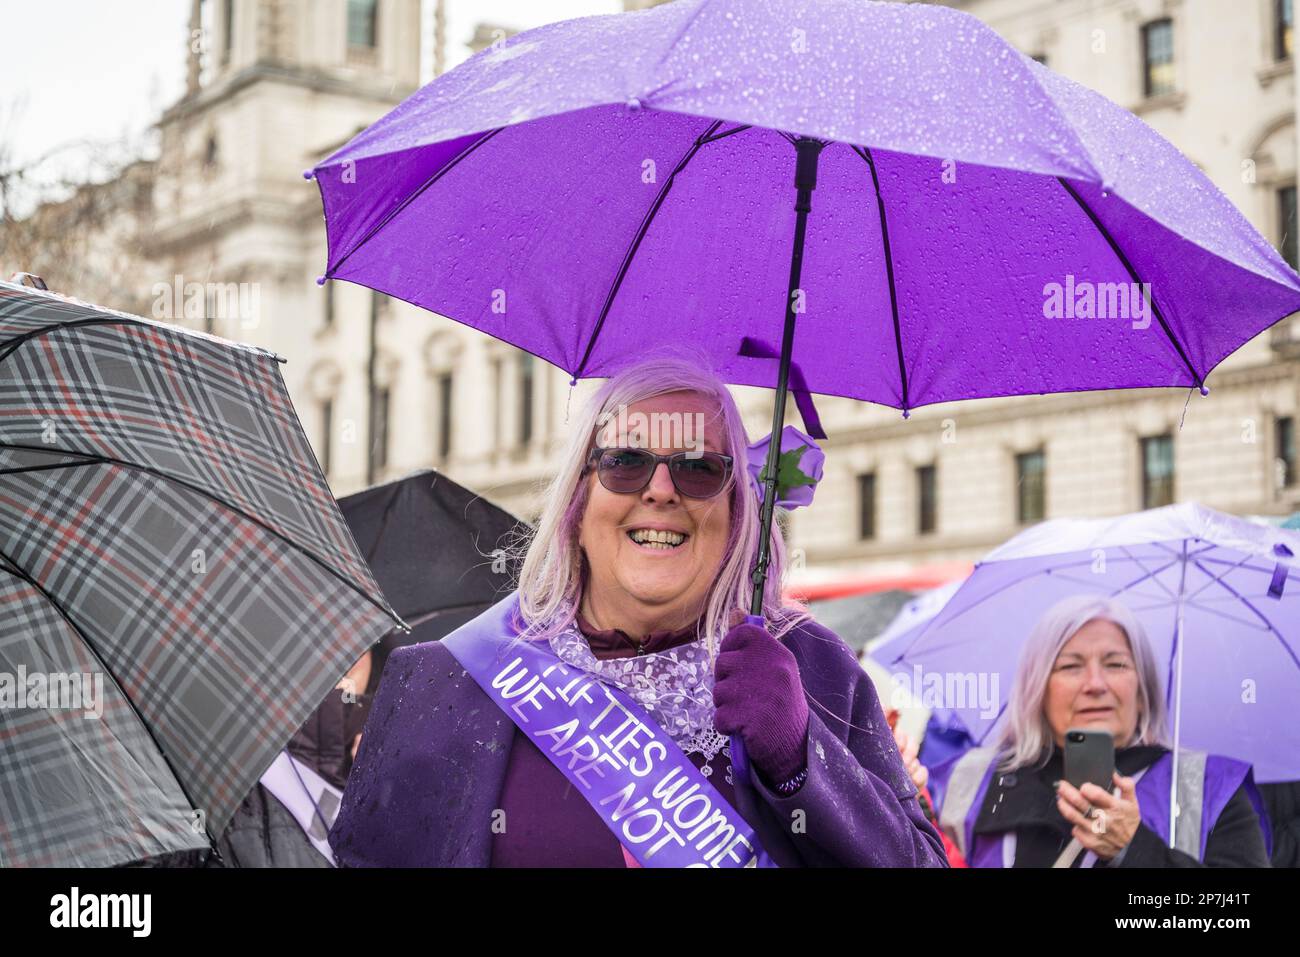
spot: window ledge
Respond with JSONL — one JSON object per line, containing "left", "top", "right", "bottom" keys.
{"left": 1131, "top": 91, "right": 1187, "bottom": 115}
{"left": 1258, "top": 59, "right": 1294, "bottom": 88}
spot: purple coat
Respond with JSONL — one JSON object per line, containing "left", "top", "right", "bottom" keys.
{"left": 329, "top": 610, "right": 949, "bottom": 867}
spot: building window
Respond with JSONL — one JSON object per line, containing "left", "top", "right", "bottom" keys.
{"left": 1278, "top": 416, "right": 1297, "bottom": 488}
{"left": 323, "top": 281, "right": 334, "bottom": 328}
{"left": 1279, "top": 185, "right": 1297, "bottom": 271}
{"left": 517, "top": 353, "right": 534, "bottom": 447}
{"left": 370, "top": 387, "right": 390, "bottom": 474}
{"left": 347, "top": 0, "right": 379, "bottom": 49}
{"left": 1141, "top": 434, "right": 1174, "bottom": 509}
{"left": 916, "top": 464, "right": 937, "bottom": 535}
{"left": 320, "top": 398, "right": 333, "bottom": 477}
{"left": 857, "top": 473, "right": 876, "bottom": 540}
{"left": 437, "top": 372, "right": 453, "bottom": 461}
{"left": 1016, "top": 449, "right": 1046, "bottom": 524}
{"left": 1141, "top": 19, "right": 1175, "bottom": 98}
{"left": 1279, "top": 0, "right": 1295, "bottom": 61}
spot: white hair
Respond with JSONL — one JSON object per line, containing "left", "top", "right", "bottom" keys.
{"left": 994, "top": 594, "right": 1170, "bottom": 772}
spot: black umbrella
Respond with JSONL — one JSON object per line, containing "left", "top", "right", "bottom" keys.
{"left": 339, "top": 470, "right": 528, "bottom": 679}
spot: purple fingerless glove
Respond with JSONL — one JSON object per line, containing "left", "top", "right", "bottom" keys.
{"left": 712, "top": 622, "right": 810, "bottom": 786}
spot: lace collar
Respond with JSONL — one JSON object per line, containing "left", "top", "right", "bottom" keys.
{"left": 548, "top": 623, "right": 732, "bottom": 780}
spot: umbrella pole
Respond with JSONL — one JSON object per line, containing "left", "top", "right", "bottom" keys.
{"left": 749, "top": 136, "right": 824, "bottom": 618}
{"left": 1168, "top": 541, "right": 1189, "bottom": 849}
{"left": 727, "top": 139, "right": 823, "bottom": 863}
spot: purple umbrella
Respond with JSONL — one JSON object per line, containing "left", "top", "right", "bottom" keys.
{"left": 308, "top": 0, "right": 1300, "bottom": 799}
{"left": 309, "top": 0, "right": 1299, "bottom": 613}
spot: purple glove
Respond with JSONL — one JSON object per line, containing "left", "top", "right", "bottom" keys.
{"left": 712, "top": 622, "right": 809, "bottom": 786}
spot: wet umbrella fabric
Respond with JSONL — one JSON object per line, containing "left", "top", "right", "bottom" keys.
{"left": 312, "top": 0, "right": 1299, "bottom": 410}
{"left": 0, "top": 282, "right": 403, "bottom": 867}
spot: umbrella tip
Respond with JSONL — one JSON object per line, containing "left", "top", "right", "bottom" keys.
{"left": 901, "top": 408, "right": 911, "bottom": 420}
{"left": 1199, "top": 384, "right": 1209, "bottom": 396}
{"left": 316, "top": 275, "right": 327, "bottom": 286}
{"left": 302, "top": 169, "right": 315, "bottom": 180}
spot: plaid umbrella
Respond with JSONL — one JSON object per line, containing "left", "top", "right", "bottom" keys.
{"left": 0, "top": 281, "right": 404, "bottom": 867}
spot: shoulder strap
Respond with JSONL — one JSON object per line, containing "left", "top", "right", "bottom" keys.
{"left": 1172, "top": 748, "right": 1207, "bottom": 858}
{"left": 938, "top": 746, "right": 998, "bottom": 858}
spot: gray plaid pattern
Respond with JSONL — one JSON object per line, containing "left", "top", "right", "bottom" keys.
{"left": 0, "top": 283, "right": 404, "bottom": 867}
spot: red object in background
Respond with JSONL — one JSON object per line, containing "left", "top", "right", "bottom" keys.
{"left": 784, "top": 561, "right": 973, "bottom": 603}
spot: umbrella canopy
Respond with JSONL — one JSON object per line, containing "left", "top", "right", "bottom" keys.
{"left": 0, "top": 282, "right": 404, "bottom": 866}
{"left": 337, "top": 470, "right": 526, "bottom": 668}
{"left": 311, "top": 0, "right": 1300, "bottom": 411}
{"left": 870, "top": 502, "right": 1300, "bottom": 784}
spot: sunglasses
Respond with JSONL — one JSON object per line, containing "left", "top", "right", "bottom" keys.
{"left": 583, "top": 447, "right": 734, "bottom": 499}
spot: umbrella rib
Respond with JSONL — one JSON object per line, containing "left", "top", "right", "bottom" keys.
{"left": 572, "top": 118, "right": 728, "bottom": 380}
{"left": 0, "top": 441, "right": 404, "bottom": 629}
{"left": 0, "top": 316, "right": 280, "bottom": 366}
{"left": 0, "top": 459, "right": 102, "bottom": 477}
{"left": 0, "top": 543, "right": 215, "bottom": 850}
{"left": 1180, "top": 547, "right": 1255, "bottom": 605}
{"left": 851, "top": 146, "right": 910, "bottom": 415}
{"left": 702, "top": 123, "right": 752, "bottom": 144}
{"left": 1055, "top": 177, "right": 1204, "bottom": 392}
{"left": 1108, "top": 546, "right": 1180, "bottom": 601}
{"left": 322, "top": 127, "right": 505, "bottom": 281}
{"left": 1190, "top": 558, "right": 1300, "bottom": 671}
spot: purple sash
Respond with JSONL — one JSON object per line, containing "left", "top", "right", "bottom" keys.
{"left": 441, "top": 592, "right": 771, "bottom": 868}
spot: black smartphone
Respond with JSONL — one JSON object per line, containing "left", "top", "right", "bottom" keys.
{"left": 1063, "top": 728, "right": 1114, "bottom": 792}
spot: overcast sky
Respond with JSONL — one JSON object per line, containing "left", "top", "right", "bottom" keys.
{"left": 0, "top": 0, "right": 620, "bottom": 172}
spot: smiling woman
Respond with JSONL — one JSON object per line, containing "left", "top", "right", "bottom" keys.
{"left": 928, "top": 594, "right": 1273, "bottom": 868}
{"left": 327, "top": 354, "right": 949, "bottom": 868}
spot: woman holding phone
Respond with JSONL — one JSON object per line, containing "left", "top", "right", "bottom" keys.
{"left": 927, "top": 594, "right": 1271, "bottom": 867}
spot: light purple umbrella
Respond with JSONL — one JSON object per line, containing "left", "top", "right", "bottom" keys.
{"left": 308, "top": 0, "right": 1300, "bottom": 799}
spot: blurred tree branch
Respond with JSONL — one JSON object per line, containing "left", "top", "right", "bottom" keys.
{"left": 0, "top": 98, "right": 163, "bottom": 310}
